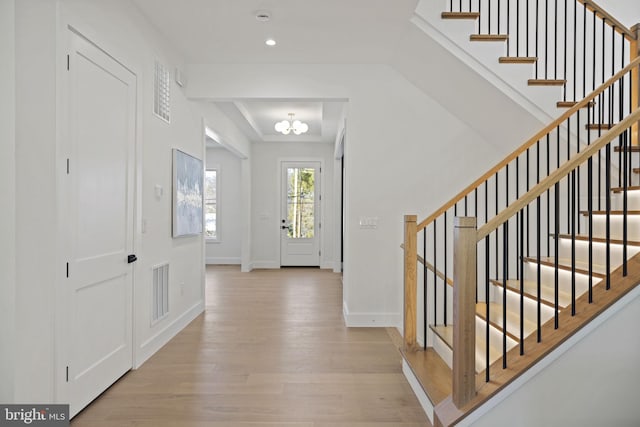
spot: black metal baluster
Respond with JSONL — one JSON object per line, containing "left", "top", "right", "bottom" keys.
{"left": 535, "top": 0, "right": 539, "bottom": 78}
{"left": 498, "top": 0, "right": 501, "bottom": 35}
{"left": 563, "top": 0, "right": 567, "bottom": 101}
{"left": 424, "top": 230, "right": 427, "bottom": 349}
{"left": 583, "top": 4, "right": 587, "bottom": 100}
{"left": 519, "top": 208, "right": 525, "bottom": 355}
{"left": 537, "top": 195, "right": 542, "bottom": 342}
{"left": 547, "top": 135, "right": 551, "bottom": 255}
{"left": 517, "top": 156, "right": 521, "bottom": 280}
{"left": 572, "top": 0, "right": 577, "bottom": 102}
{"left": 503, "top": 221, "right": 508, "bottom": 369}
{"left": 527, "top": 0, "right": 530, "bottom": 57}
{"left": 566, "top": 119, "right": 570, "bottom": 229}
{"left": 554, "top": 0, "right": 558, "bottom": 80}
{"left": 489, "top": 0, "right": 492, "bottom": 34}
{"left": 554, "top": 183, "right": 560, "bottom": 328}
{"left": 485, "top": 235, "right": 490, "bottom": 382}
{"left": 606, "top": 143, "right": 611, "bottom": 290}
{"left": 545, "top": 0, "right": 548, "bottom": 79}
{"left": 623, "top": 129, "right": 628, "bottom": 277}
{"left": 434, "top": 219, "right": 438, "bottom": 326}
{"left": 577, "top": 111, "right": 581, "bottom": 235}
{"left": 588, "top": 153, "right": 593, "bottom": 304}
{"left": 507, "top": 0, "right": 510, "bottom": 55}
{"left": 444, "top": 211, "right": 448, "bottom": 325}
{"left": 496, "top": 173, "right": 499, "bottom": 279}
{"left": 571, "top": 168, "right": 576, "bottom": 316}
{"left": 479, "top": 0, "right": 483, "bottom": 34}
{"left": 476, "top": 187, "right": 479, "bottom": 302}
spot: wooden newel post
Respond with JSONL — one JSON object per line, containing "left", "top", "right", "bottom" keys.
{"left": 452, "top": 217, "right": 477, "bottom": 408}
{"left": 632, "top": 24, "right": 639, "bottom": 146}
{"left": 404, "top": 215, "right": 418, "bottom": 349}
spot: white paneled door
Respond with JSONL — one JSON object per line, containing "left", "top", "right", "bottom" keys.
{"left": 65, "top": 32, "right": 136, "bottom": 417}
{"left": 280, "top": 162, "right": 321, "bottom": 266}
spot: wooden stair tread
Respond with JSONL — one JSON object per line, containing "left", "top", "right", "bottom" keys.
{"left": 586, "top": 123, "right": 615, "bottom": 130}
{"left": 430, "top": 325, "right": 504, "bottom": 374}
{"left": 555, "top": 233, "right": 640, "bottom": 247}
{"left": 557, "top": 101, "right": 595, "bottom": 108}
{"left": 499, "top": 57, "right": 537, "bottom": 64}
{"left": 612, "top": 185, "right": 640, "bottom": 192}
{"left": 400, "top": 347, "right": 452, "bottom": 407}
{"left": 528, "top": 79, "right": 566, "bottom": 86}
{"left": 490, "top": 279, "right": 564, "bottom": 308}
{"left": 615, "top": 146, "right": 640, "bottom": 153}
{"left": 441, "top": 11, "right": 480, "bottom": 19}
{"left": 470, "top": 34, "right": 509, "bottom": 42}
{"left": 430, "top": 325, "right": 453, "bottom": 350}
{"left": 523, "top": 257, "right": 606, "bottom": 278}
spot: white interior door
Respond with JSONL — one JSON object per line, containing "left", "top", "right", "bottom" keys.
{"left": 280, "top": 161, "right": 321, "bottom": 266}
{"left": 66, "top": 32, "right": 136, "bottom": 416}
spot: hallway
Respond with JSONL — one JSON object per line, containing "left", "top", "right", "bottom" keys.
{"left": 71, "top": 266, "right": 430, "bottom": 426}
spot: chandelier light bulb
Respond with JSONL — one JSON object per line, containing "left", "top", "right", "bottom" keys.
{"left": 275, "top": 113, "right": 308, "bottom": 135}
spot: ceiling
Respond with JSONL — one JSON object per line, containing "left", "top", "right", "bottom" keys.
{"left": 131, "top": 0, "right": 418, "bottom": 145}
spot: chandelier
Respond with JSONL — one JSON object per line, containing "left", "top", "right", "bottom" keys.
{"left": 274, "top": 113, "right": 309, "bottom": 135}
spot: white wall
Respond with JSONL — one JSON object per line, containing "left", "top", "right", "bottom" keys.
{"left": 597, "top": 1, "right": 640, "bottom": 29}
{"left": 186, "top": 63, "right": 506, "bottom": 327}
{"left": 251, "top": 141, "right": 335, "bottom": 269}
{"left": 466, "top": 288, "right": 640, "bottom": 427}
{"left": 206, "top": 147, "right": 242, "bottom": 264}
{"left": 13, "top": 0, "right": 213, "bottom": 404}
{"left": 0, "top": 0, "right": 16, "bottom": 404}
{"left": 15, "top": 0, "right": 58, "bottom": 402}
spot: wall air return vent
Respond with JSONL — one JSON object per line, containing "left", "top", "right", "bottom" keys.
{"left": 152, "top": 262, "right": 169, "bottom": 324}
{"left": 154, "top": 60, "right": 171, "bottom": 123}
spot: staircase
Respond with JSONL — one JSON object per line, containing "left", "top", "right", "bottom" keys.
{"left": 401, "top": 2, "right": 640, "bottom": 426}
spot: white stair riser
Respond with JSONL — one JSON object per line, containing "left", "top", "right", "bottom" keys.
{"left": 556, "top": 237, "right": 640, "bottom": 270}
{"left": 523, "top": 261, "right": 599, "bottom": 299}
{"left": 612, "top": 191, "right": 640, "bottom": 210}
{"left": 491, "top": 285, "right": 555, "bottom": 338}
{"left": 590, "top": 214, "right": 640, "bottom": 241}
{"left": 429, "top": 319, "right": 517, "bottom": 374}
{"left": 475, "top": 316, "right": 518, "bottom": 373}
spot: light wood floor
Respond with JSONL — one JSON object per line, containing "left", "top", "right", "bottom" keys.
{"left": 71, "top": 266, "right": 431, "bottom": 426}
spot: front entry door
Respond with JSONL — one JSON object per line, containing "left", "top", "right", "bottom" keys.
{"left": 65, "top": 32, "right": 136, "bottom": 416}
{"left": 280, "top": 162, "right": 321, "bottom": 266}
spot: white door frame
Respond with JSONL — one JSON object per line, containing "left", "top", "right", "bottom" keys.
{"left": 279, "top": 158, "right": 323, "bottom": 267}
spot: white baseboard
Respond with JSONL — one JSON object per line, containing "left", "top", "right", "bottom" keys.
{"left": 135, "top": 301, "right": 204, "bottom": 369}
{"left": 251, "top": 261, "right": 280, "bottom": 269}
{"left": 342, "top": 301, "right": 401, "bottom": 327}
{"left": 241, "top": 261, "right": 253, "bottom": 272}
{"left": 205, "top": 256, "right": 240, "bottom": 265}
{"left": 403, "top": 359, "right": 434, "bottom": 424}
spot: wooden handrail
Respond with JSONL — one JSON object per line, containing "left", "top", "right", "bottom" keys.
{"left": 417, "top": 56, "right": 640, "bottom": 232}
{"left": 578, "top": 0, "right": 637, "bottom": 41}
{"left": 477, "top": 107, "right": 640, "bottom": 241}
{"left": 401, "top": 243, "right": 454, "bottom": 286}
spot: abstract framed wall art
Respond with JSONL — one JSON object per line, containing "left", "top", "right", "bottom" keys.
{"left": 172, "top": 149, "right": 204, "bottom": 237}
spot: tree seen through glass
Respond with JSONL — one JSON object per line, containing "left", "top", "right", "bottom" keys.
{"left": 287, "top": 167, "right": 314, "bottom": 239}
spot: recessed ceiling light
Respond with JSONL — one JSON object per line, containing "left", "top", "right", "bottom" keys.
{"left": 265, "top": 39, "right": 277, "bottom": 46}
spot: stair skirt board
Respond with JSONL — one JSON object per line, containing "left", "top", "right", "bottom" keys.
{"left": 402, "top": 359, "right": 436, "bottom": 424}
